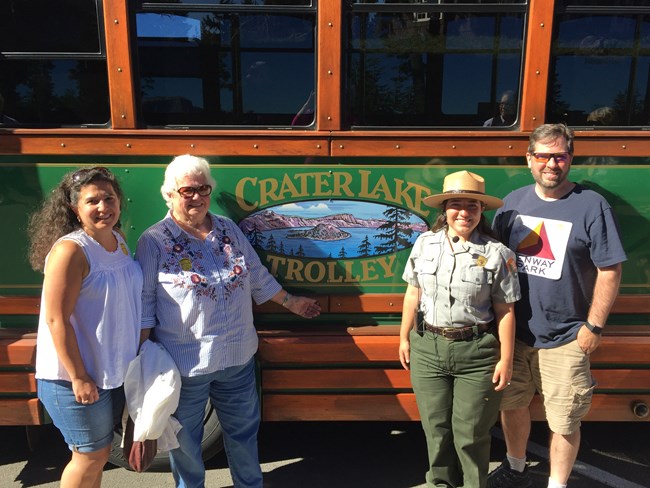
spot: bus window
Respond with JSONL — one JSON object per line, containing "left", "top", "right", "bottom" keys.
{"left": 0, "top": 0, "right": 101, "bottom": 53}
{"left": 0, "top": 0, "right": 109, "bottom": 128}
{"left": 547, "top": 1, "right": 650, "bottom": 128}
{"left": 345, "top": 1, "right": 526, "bottom": 129}
{"left": 146, "top": 0, "right": 312, "bottom": 4}
{"left": 134, "top": 3, "right": 316, "bottom": 128}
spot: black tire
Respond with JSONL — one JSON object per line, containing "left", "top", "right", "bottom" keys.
{"left": 109, "top": 402, "right": 223, "bottom": 471}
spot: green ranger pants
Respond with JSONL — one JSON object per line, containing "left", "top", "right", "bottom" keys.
{"left": 409, "top": 328, "right": 502, "bottom": 488}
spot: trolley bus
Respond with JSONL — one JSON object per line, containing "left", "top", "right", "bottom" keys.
{"left": 1, "top": 0, "right": 649, "bottom": 466}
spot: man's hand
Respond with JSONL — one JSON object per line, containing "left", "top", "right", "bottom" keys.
{"left": 576, "top": 324, "right": 602, "bottom": 354}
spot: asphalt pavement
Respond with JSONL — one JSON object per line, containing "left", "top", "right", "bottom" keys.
{"left": 1, "top": 421, "right": 649, "bottom": 487}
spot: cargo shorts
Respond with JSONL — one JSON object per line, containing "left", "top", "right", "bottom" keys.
{"left": 500, "top": 339, "right": 596, "bottom": 435}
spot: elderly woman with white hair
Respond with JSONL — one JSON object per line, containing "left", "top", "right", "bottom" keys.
{"left": 136, "top": 155, "right": 320, "bottom": 488}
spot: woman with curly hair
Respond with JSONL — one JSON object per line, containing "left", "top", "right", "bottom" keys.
{"left": 28, "top": 167, "right": 142, "bottom": 488}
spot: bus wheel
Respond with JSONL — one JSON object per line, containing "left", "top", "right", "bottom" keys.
{"left": 108, "top": 402, "right": 223, "bottom": 471}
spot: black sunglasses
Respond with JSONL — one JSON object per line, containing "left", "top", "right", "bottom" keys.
{"left": 176, "top": 185, "right": 213, "bottom": 198}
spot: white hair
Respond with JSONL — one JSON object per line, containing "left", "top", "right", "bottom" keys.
{"left": 160, "top": 155, "right": 217, "bottom": 208}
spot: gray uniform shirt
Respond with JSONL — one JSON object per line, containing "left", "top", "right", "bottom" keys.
{"left": 403, "top": 229, "right": 520, "bottom": 328}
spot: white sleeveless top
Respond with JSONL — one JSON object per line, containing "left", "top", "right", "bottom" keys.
{"left": 35, "top": 229, "right": 143, "bottom": 389}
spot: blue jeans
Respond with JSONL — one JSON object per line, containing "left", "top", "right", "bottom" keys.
{"left": 37, "top": 379, "right": 124, "bottom": 453}
{"left": 170, "top": 357, "right": 262, "bottom": 488}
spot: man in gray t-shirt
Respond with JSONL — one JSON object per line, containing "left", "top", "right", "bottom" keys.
{"left": 488, "top": 124, "right": 626, "bottom": 488}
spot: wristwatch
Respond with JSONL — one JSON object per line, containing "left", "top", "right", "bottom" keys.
{"left": 584, "top": 321, "right": 603, "bottom": 335}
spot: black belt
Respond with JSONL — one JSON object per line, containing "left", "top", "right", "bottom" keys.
{"left": 423, "top": 322, "right": 492, "bottom": 340}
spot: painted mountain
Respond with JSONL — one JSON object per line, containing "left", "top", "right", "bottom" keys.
{"left": 240, "top": 209, "right": 427, "bottom": 233}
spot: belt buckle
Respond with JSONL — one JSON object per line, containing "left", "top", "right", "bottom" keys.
{"left": 441, "top": 328, "right": 456, "bottom": 339}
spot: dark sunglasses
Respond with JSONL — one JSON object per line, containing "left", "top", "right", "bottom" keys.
{"left": 176, "top": 184, "right": 213, "bottom": 198}
{"left": 531, "top": 152, "right": 571, "bottom": 163}
{"left": 72, "top": 166, "right": 113, "bottom": 183}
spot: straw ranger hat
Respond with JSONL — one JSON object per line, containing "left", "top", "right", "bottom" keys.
{"left": 423, "top": 170, "right": 503, "bottom": 210}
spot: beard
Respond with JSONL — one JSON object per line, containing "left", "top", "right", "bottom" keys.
{"left": 532, "top": 169, "right": 565, "bottom": 189}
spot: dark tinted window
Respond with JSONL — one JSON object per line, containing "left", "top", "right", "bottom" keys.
{"left": 355, "top": 1, "right": 525, "bottom": 3}
{"left": 547, "top": 2, "right": 650, "bottom": 127}
{"left": 145, "top": 0, "right": 312, "bottom": 4}
{"left": 558, "top": 0, "right": 647, "bottom": 5}
{"left": 0, "top": 0, "right": 108, "bottom": 127}
{"left": 0, "top": 61, "right": 109, "bottom": 127}
{"left": 135, "top": 3, "right": 316, "bottom": 128}
{"left": 0, "top": 0, "right": 101, "bottom": 53}
{"left": 346, "top": 1, "right": 526, "bottom": 128}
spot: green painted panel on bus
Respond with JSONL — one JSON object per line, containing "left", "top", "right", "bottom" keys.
{"left": 0, "top": 157, "right": 648, "bottom": 295}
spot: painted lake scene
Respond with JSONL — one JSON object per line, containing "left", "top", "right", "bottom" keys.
{"left": 239, "top": 200, "right": 429, "bottom": 259}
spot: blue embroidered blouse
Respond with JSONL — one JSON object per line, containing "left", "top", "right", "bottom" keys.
{"left": 136, "top": 212, "right": 282, "bottom": 376}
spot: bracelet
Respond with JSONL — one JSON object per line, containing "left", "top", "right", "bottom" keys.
{"left": 281, "top": 293, "right": 291, "bottom": 308}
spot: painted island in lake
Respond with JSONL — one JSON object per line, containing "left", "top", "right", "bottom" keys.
{"left": 238, "top": 200, "right": 428, "bottom": 259}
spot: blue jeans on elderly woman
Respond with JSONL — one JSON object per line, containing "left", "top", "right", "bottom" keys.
{"left": 169, "top": 357, "right": 263, "bottom": 488}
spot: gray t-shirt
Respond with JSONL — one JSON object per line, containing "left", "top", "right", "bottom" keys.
{"left": 493, "top": 183, "right": 627, "bottom": 348}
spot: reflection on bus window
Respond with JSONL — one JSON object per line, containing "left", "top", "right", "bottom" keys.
{"left": 0, "top": 0, "right": 108, "bottom": 127}
{"left": 346, "top": 3, "right": 525, "bottom": 128}
{"left": 587, "top": 106, "right": 616, "bottom": 126}
{"left": 547, "top": 5, "right": 649, "bottom": 128}
{"left": 136, "top": 8, "right": 316, "bottom": 128}
{"left": 141, "top": 0, "right": 312, "bottom": 5}
{"left": 0, "top": 0, "right": 101, "bottom": 54}
{"left": 0, "top": 61, "right": 109, "bottom": 128}
{"left": 0, "top": 92, "right": 19, "bottom": 127}
{"left": 483, "top": 90, "right": 517, "bottom": 127}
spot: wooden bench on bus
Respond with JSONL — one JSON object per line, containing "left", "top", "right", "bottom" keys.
{"left": 1, "top": 294, "right": 649, "bottom": 427}
{"left": 0, "top": 296, "right": 43, "bottom": 426}
{"left": 255, "top": 293, "right": 650, "bottom": 423}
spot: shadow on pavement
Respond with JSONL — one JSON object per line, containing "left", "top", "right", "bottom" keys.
{"left": 256, "top": 421, "right": 429, "bottom": 488}
{"left": 1, "top": 425, "right": 66, "bottom": 487}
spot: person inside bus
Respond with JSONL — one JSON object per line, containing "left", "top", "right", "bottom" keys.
{"left": 586, "top": 106, "right": 615, "bottom": 126}
{"left": 483, "top": 90, "right": 517, "bottom": 127}
{"left": 398, "top": 170, "right": 520, "bottom": 488}
{"left": 135, "top": 154, "right": 320, "bottom": 488}
{"left": 27, "top": 167, "right": 143, "bottom": 488}
{"left": 489, "top": 124, "right": 626, "bottom": 488}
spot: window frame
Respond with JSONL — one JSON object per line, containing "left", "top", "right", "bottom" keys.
{"left": 132, "top": 4, "right": 318, "bottom": 128}
{"left": 546, "top": 1, "right": 650, "bottom": 129}
{"left": 345, "top": 1, "right": 529, "bottom": 129}
{"left": 0, "top": 0, "right": 646, "bottom": 161}
{"left": 0, "top": 0, "right": 110, "bottom": 128}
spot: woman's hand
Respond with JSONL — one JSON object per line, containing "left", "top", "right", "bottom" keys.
{"left": 285, "top": 294, "right": 321, "bottom": 319}
{"left": 399, "top": 338, "right": 410, "bottom": 370}
{"left": 493, "top": 302, "right": 515, "bottom": 392}
{"left": 398, "top": 284, "right": 419, "bottom": 371}
{"left": 72, "top": 376, "right": 99, "bottom": 405}
{"left": 492, "top": 359, "right": 513, "bottom": 391}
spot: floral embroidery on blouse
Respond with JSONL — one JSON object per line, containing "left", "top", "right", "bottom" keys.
{"left": 160, "top": 223, "right": 248, "bottom": 301}
{"left": 215, "top": 227, "right": 248, "bottom": 297}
